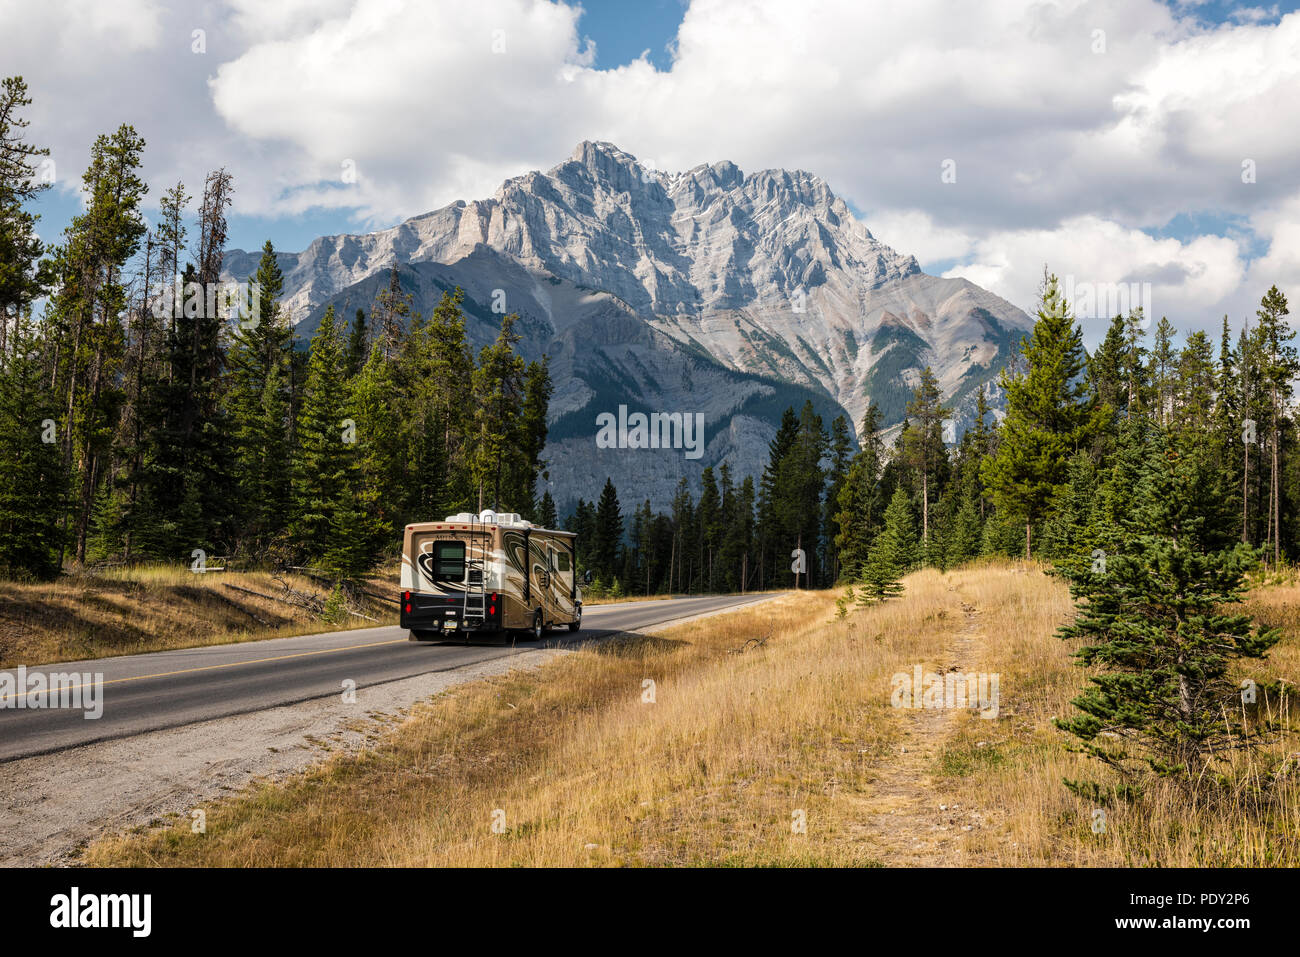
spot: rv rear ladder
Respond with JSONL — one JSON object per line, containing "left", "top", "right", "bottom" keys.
{"left": 463, "top": 515, "right": 488, "bottom": 623}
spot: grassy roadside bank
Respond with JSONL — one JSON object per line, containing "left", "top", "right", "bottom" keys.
{"left": 84, "top": 561, "right": 1299, "bottom": 867}
{"left": 0, "top": 564, "right": 779, "bottom": 669}
{"left": 0, "top": 567, "right": 397, "bottom": 668}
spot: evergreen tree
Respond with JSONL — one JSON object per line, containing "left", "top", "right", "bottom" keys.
{"left": 1150, "top": 316, "right": 1176, "bottom": 427}
{"left": 981, "top": 273, "right": 1106, "bottom": 557}
{"left": 291, "top": 305, "right": 351, "bottom": 561}
{"left": 1089, "top": 314, "right": 1129, "bottom": 424}
{"left": 823, "top": 414, "right": 853, "bottom": 582}
{"left": 757, "top": 406, "right": 800, "bottom": 588}
{"left": 1252, "top": 286, "right": 1296, "bottom": 567}
{"left": 371, "top": 266, "right": 410, "bottom": 362}
{"left": 0, "top": 76, "right": 51, "bottom": 347}
{"left": 344, "top": 308, "right": 368, "bottom": 378}
{"left": 537, "top": 490, "right": 558, "bottom": 528}
{"left": 697, "top": 465, "right": 721, "bottom": 591}
{"left": 1056, "top": 429, "right": 1279, "bottom": 795}
{"left": 834, "top": 402, "right": 883, "bottom": 578}
{"left": 592, "top": 477, "right": 623, "bottom": 583}
{"left": 226, "top": 240, "right": 292, "bottom": 552}
{"left": 946, "top": 496, "right": 982, "bottom": 567}
{"left": 857, "top": 487, "right": 917, "bottom": 603}
{"left": 513, "top": 357, "right": 553, "bottom": 518}
{"left": 0, "top": 312, "right": 65, "bottom": 578}
{"left": 902, "top": 365, "right": 951, "bottom": 548}
{"left": 469, "top": 313, "right": 526, "bottom": 511}
{"left": 402, "top": 288, "right": 474, "bottom": 519}
{"left": 341, "top": 342, "right": 403, "bottom": 564}
{"left": 47, "top": 124, "right": 148, "bottom": 563}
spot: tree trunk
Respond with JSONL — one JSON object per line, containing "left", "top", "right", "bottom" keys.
{"left": 1273, "top": 398, "right": 1281, "bottom": 567}
{"left": 922, "top": 472, "right": 929, "bottom": 544}
{"left": 1242, "top": 440, "right": 1250, "bottom": 545}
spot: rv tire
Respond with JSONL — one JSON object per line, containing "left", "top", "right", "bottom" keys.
{"left": 530, "top": 609, "right": 544, "bottom": 641}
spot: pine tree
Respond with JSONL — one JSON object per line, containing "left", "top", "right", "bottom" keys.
{"left": 0, "top": 76, "right": 51, "bottom": 348}
{"left": 1151, "top": 315, "right": 1176, "bottom": 427}
{"left": 981, "top": 273, "right": 1105, "bottom": 557}
{"left": 946, "top": 496, "right": 982, "bottom": 568}
{"left": 0, "top": 312, "right": 65, "bottom": 578}
{"left": 344, "top": 308, "right": 368, "bottom": 379}
{"left": 592, "top": 477, "right": 623, "bottom": 581}
{"left": 767, "top": 401, "right": 828, "bottom": 585}
{"left": 226, "top": 240, "right": 292, "bottom": 553}
{"left": 469, "top": 313, "right": 526, "bottom": 511}
{"left": 902, "top": 365, "right": 951, "bottom": 548}
{"left": 513, "top": 357, "right": 552, "bottom": 517}
{"left": 697, "top": 465, "right": 721, "bottom": 591}
{"left": 371, "top": 266, "right": 410, "bottom": 362}
{"left": 857, "top": 487, "right": 917, "bottom": 604}
{"left": 823, "top": 414, "right": 853, "bottom": 582}
{"left": 757, "top": 406, "right": 799, "bottom": 588}
{"left": 1173, "top": 329, "right": 1216, "bottom": 436}
{"left": 537, "top": 490, "right": 558, "bottom": 528}
{"left": 47, "top": 124, "right": 148, "bottom": 563}
{"left": 341, "top": 342, "right": 403, "bottom": 564}
{"left": 835, "top": 402, "right": 883, "bottom": 578}
{"left": 401, "top": 288, "right": 474, "bottom": 520}
{"left": 1253, "top": 286, "right": 1295, "bottom": 567}
{"left": 291, "top": 305, "right": 351, "bottom": 562}
{"left": 1056, "top": 429, "right": 1279, "bottom": 795}
{"left": 1089, "top": 314, "right": 1129, "bottom": 423}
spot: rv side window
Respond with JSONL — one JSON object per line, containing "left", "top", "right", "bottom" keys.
{"left": 430, "top": 541, "right": 466, "bottom": 581}
{"left": 556, "top": 551, "right": 571, "bottom": 573}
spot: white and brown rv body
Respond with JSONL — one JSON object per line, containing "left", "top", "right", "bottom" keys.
{"left": 400, "top": 511, "right": 581, "bottom": 640}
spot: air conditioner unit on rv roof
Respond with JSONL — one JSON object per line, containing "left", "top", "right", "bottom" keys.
{"left": 441, "top": 511, "right": 530, "bottom": 526}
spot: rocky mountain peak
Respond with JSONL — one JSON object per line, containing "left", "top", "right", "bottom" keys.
{"left": 222, "top": 142, "right": 1032, "bottom": 510}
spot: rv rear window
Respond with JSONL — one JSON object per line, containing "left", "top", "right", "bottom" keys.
{"left": 556, "top": 551, "right": 571, "bottom": 572}
{"left": 430, "top": 541, "right": 465, "bottom": 581}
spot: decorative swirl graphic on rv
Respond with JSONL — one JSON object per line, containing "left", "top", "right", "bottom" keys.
{"left": 416, "top": 549, "right": 439, "bottom": 586}
{"left": 505, "top": 534, "right": 528, "bottom": 573}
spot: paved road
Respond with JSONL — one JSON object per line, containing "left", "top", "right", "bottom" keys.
{"left": 0, "top": 593, "right": 775, "bottom": 762}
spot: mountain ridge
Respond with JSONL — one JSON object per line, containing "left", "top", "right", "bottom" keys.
{"left": 223, "top": 141, "right": 1033, "bottom": 512}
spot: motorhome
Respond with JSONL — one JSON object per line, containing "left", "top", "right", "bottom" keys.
{"left": 400, "top": 510, "right": 582, "bottom": 641}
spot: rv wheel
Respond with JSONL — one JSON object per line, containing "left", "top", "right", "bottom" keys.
{"left": 530, "top": 610, "right": 544, "bottom": 641}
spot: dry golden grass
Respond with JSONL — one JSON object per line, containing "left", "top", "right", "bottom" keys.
{"left": 925, "top": 565, "right": 1299, "bottom": 867}
{"left": 84, "top": 561, "right": 1299, "bottom": 867}
{"left": 0, "top": 566, "right": 396, "bottom": 668}
{"left": 582, "top": 589, "right": 782, "bottom": 606}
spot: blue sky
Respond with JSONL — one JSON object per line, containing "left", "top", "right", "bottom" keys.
{"left": 579, "top": 0, "right": 685, "bottom": 71}
{"left": 10, "top": 0, "right": 1300, "bottom": 337}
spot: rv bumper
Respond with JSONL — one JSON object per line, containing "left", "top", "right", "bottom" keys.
{"left": 400, "top": 592, "right": 500, "bottom": 633}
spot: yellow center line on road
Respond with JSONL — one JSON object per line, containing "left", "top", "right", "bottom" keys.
{"left": 9, "top": 638, "right": 410, "bottom": 697}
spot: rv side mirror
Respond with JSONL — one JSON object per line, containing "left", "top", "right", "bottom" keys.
{"left": 583, "top": 570, "right": 593, "bottom": 584}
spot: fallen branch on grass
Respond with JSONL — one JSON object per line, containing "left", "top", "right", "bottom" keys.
{"left": 205, "top": 586, "right": 271, "bottom": 626}
{"left": 728, "top": 631, "right": 772, "bottom": 655}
